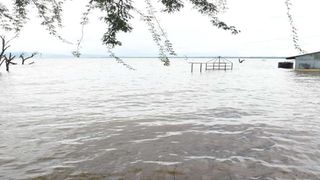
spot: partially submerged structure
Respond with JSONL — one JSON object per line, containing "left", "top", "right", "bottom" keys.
{"left": 189, "top": 57, "right": 233, "bottom": 73}
{"left": 286, "top": 51, "right": 320, "bottom": 71}
{"left": 278, "top": 61, "right": 293, "bottom": 69}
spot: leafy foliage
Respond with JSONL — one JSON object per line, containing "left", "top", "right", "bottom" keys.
{"left": 0, "top": 0, "right": 239, "bottom": 68}
{"left": 160, "top": 0, "right": 184, "bottom": 13}
{"left": 189, "top": 0, "right": 238, "bottom": 34}
{"left": 107, "top": 47, "right": 136, "bottom": 70}
{"left": 0, "top": 0, "right": 308, "bottom": 69}
{"left": 285, "top": 0, "right": 306, "bottom": 54}
{"left": 0, "top": 0, "right": 238, "bottom": 47}
{"left": 0, "top": 3, "right": 17, "bottom": 31}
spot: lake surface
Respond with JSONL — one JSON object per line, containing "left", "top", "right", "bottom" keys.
{"left": 1, "top": 58, "right": 320, "bottom": 179}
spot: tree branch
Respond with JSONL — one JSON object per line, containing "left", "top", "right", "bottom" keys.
{"left": 20, "top": 52, "right": 37, "bottom": 65}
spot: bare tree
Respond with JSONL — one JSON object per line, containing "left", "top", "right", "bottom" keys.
{"left": 0, "top": 36, "right": 10, "bottom": 68}
{"left": 4, "top": 53, "right": 16, "bottom": 72}
{"left": 20, "top": 52, "right": 37, "bottom": 65}
{"left": 0, "top": 36, "right": 37, "bottom": 72}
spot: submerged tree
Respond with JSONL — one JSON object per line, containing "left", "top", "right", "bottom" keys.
{"left": 0, "top": 36, "right": 10, "bottom": 69}
{"left": 20, "top": 52, "right": 37, "bottom": 65}
{"left": 0, "top": 0, "right": 239, "bottom": 67}
{"left": 0, "top": 36, "right": 16, "bottom": 72}
{"left": 0, "top": 36, "right": 37, "bottom": 72}
{"left": 4, "top": 53, "right": 16, "bottom": 72}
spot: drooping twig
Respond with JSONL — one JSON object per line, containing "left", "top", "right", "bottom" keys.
{"left": 133, "top": 1, "right": 172, "bottom": 66}
{"left": 285, "top": 0, "right": 306, "bottom": 54}
{"left": 72, "top": 3, "right": 94, "bottom": 58}
{"left": 189, "top": 0, "right": 239, "bottom": 34}
{"left": 145, "top": 0, "right": 176, "bottom": 56}
{"left": 145, "top": 0, "right": 172, "bottom": 64}
{"left": 214, "top": 0, "right": 228, "bottom": 12}
{"left": 144, "top": 15, "right": 170, "bottom": 65}
{"left": 107, "top": 47, "right": 136, "bottom": 71}
{"left": 30, "top": 0, "right": 73, "bottom": 44}
{"left": 0, "top": 2, "right": 18, "bottom": 32}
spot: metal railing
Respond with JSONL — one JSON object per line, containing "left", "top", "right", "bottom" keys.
{"left": 189, "top": 57, "right": 233, "bottom": 73}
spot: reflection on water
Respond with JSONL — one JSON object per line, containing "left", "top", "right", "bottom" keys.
{"left": 0, "top": 58, "right": 320, "bottom": 179}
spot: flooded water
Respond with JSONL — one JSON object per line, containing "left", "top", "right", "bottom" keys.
{"left": 1, "top": 58, "right": 320, "bottom": 179}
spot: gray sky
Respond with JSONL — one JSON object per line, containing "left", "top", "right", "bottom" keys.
{"left": 4, "top": 0, "right": 320, "bottom": 57}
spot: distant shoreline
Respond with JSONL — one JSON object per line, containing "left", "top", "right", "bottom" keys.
{"left": 12, "top": 52, "right": 286, "bottom": 59}
{"left": 116, "top": 56, "right": 287, "bottom": 59}
{"left": 37, "top": 56, "right": 286, "bottom": 59}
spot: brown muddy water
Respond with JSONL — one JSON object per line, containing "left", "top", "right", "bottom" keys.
{"left": 0, "top": 58, "right": 320, "bottom": 179}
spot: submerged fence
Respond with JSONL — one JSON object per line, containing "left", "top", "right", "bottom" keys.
{"left": 189, "top": 57, "right": 233, "bottom": 73}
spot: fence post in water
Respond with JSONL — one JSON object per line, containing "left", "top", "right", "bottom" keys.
{"left": 200, "top": 63, "right": 202, "bottom": 73}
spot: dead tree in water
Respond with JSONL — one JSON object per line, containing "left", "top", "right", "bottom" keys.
{"left": 4, "top": 53, "right": 16, "bottom": 72}
{"left": 20, "top": 52, "right": 37, "bottom": 65}
{"left": 0, "top": 36, "right": 36, "bottom": 72}
{"left": 0, "top": 36, "right": 10, "bottom": 68}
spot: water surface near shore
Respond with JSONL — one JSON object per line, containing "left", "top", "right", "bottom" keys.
{"left": 1, "top": 58, "right": 320, "bottom": 179}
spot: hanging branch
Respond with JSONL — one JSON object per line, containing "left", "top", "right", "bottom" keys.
{"left": 0, "top": 3, "right": 18, "bottom": 31}
{"left": 285, "top": 0, "right": 306, "bottom": 54}
{"left": 1, "top": 0, "right": 238, "bottom": 50}
{"left": 160, "top": 0, "right": 184, "bottom": 13}
{"left": 30, "top": 0, "right": 73, "bottom": 44}
{"left": 189, "top": 0, "right": 239, "bottom": 34}
{"left": 139, "top": 0, "right": 236, "bottom": 66}
{"left": 1, "top": 1, "right": 73, "bottom": 45}
{"left": 152, "top": 11, "right": 177, "bottom": 56}
{"left": 88, "top": 0, "right": 136, "bottom": 70}
{"left": 12, "top": 0, "right": 29, "bottom": 33}
{"left": 214, "top": 0, "right": 228, "bottom": 13}
{"left": 1, "top": 0, "right": 239, "bottom": 69}
{"left": 144, "top": 16, "right": 170, "bottom": 65}
{"left": 133, "top": 0, "right": 169, "bottom": 66}
{"left": 107, "top": 47, "right": 136, "bottom": 71}
{"left": 91, "top": 0, "right": 134, "bottom": 47}
{"left": 144, "top": 22, "right": 169, "bottom": 65}
{"left": 145, "top": 0, "right": 176, "bottom": 56}
{"left": 72, "top": 3, "right": 94, "bottom": 58}
{"left": 50, "top": 0, "right": 63, "bottom": 28}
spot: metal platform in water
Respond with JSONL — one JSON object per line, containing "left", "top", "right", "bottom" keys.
{"left": 189, "top": 57, "right": 233, "bottom": 73}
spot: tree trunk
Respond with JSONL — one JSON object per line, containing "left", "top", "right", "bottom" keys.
{"left": 6, "top": 62, "right": 9, "bottom": 72}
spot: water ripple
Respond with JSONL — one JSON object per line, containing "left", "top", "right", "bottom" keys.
{"left": 1, "top": 59, "right": 320, "bottom": 179}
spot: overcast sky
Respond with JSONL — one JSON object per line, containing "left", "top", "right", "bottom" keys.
{"left": 4, "top": 0, "right": 320, "bottom": 57}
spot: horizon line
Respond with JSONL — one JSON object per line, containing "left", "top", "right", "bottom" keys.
{"left": 37, "top": 55, "right": 287, "bottom": 59}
